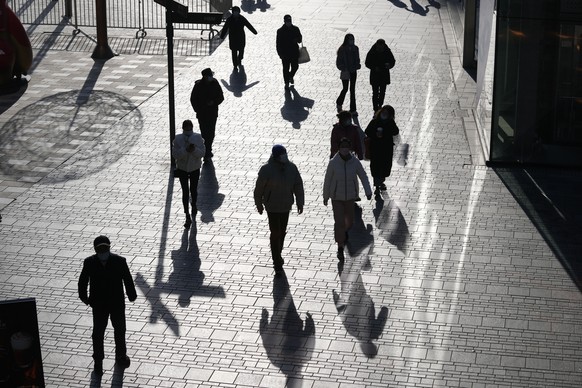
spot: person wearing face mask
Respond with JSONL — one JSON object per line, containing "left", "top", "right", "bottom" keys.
{"left": 323, "top": 138, "right": 372, "bottom": 262}
{"left": 336, "top": 33, "right": 361, "bottom": 114}
{"left": 190, "top": 68, "right": 224, "bottom": 160}
{"left": 276, "top": 14, "right": 302, "bottom": 89}
{"left": 220, "top": 6, "right": 258, "bottom": 71}
{"left": 365, "top": 39, "right": 396, "bottom": 112}
{"left": 254, "top": 145, "right": 305, "bottom": 277}
{"left": 330, "top": 110, "right": 364, "bottom": 160}
{"left": 173, "top": 119, "right": 206, "bottom": 228}
{"left": 78, "top": 235, "right": 137, "bottom": 376}
{"left": 365, "top": 105, "right": 400, "bottom": 195}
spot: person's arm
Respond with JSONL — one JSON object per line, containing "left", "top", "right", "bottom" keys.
{"left": 245, "top": 18, "right": 258, "bottom": 35}
{"left": 353, "top": 127, "right": 364, "bottom": 160}
{"left": 192, "top": 135, "right": 206, "bottom": 159}
{"left": 254, "top": 168, "right": 266, "bottom": 214}
{"left": 336, "top": 47, "right": 345, "bottom": 71}
{"left": 190, "top": 84, "right": 199, "bottom": 112}
{"left": 276, "top": 29, "right": 282, "bottom": 58}
{"left": 121, "top": 258, "right": 137, "bottom": 302}
{"left": 214, "top": 82, "right": 225, "bottom": 106}
{"left": 355, "top": 46, "right": 361, "bottom": 70}
{"left": 220, "top": 18, "right": 230, "bottom": 39}
{"left": 296, "top": 27, "right": 302, "bottom": 44}
{"left": 172, "top": 136, "right": 187, "bottom": 161}
{"left": 78, "top": 260, "right": 90, "bottom": 305}
{"left": 323, "top": 163, "right": 333, "bottom": 205}
{"left": 294, "top": 167, "right": 305, "bottom": 214}
{"left": 356, "top": 160, "right": 372, "bottom": 199}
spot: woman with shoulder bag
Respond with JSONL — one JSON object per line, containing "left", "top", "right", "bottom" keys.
{"left": 336, "top": 33, "right": 361, "bottom": 115}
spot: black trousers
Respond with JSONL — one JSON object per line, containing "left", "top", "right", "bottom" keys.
{"left": 371, "top": 83, "right": 387, "bottom": 112}
{"left": 336, "top": 71, "right": 357, "bottom": 111}
{"left": 178, "top": 169, "right": 200, "bottom": 214}
{"left": 267, "top": 211, "right": 290, "bottom": 268}
{"left": 197, "top": 116, "right": 218, "bottom": 157}
{"left": 281, "top": 57, "right": 299, "bottom": 85}
{"left": 92, "top": 306, "right": 126, "bottom": 361}
{"left": 231, "top": 48, "right": 244, "bottom": 67}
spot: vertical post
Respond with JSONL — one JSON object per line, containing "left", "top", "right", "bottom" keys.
{"left": 166, "top": 8, "right": 176, "bottom": 167}
{"left": 92, "top": 0, "right": 115, "bottom": 59}
{"left": 64, "top": 0, "right": 73, "bottom": 18}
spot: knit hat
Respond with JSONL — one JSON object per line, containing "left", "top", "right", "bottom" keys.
{"left": 93, "top": 235, "right": 110, "bottom": 248}
{"left": 272, "top": 144, "right": 287, "bottom": 158}
{"left": 201, "top": 68, "right": 214, "bottom": 77}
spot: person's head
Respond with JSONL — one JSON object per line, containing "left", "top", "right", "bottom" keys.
{"left": 337, "top": 111, "right": 353, "bottom": 127}
{"left": 272, "top": 144, "right": 288, "bottom": 163}
{"left": 93, "top": 235, "right": 110, "bottom": 254}
{"left": 377, "top": 105, "right": 395, "bottom": 120}
{"left": 283, "top": 14, "right": 292, "bottom": 27}
{"left": 338, "top": 137, "right": 352, "bottom": 158}
{"left": 374, "top": 38, "right": 387, "bottom": 52}
{"left": 201, "top": 68, "right": 214, "bottom": 81}
{"left": 343, "top": 33, "right": 355, "bottom": 46}
{"left": 182, "top": 119, "right": 194, "bottom": 133}
{"left": 231, "top": 6, "right": 240, "bottom": 16}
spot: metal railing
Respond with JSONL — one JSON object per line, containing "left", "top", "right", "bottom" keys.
{"left": 7, "top": 0, "right": 226, "bottom": 38}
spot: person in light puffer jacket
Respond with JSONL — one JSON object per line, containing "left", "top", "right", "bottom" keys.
{"left": 323, "top": 138, "right": 372, "bottom": 262}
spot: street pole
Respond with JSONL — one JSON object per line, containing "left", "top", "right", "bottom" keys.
{"left": 165, "top": 8, "right": 176, "bottom": 167}
{"left": 91, "top": 0, "right": 115, "bottom": 59}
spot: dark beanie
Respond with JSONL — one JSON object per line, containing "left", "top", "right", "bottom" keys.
{"left": 272, "top": 144, "right": 287, "bottom": 158}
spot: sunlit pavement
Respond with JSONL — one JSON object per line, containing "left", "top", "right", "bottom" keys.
{"left": 1, "top": 0, "right": 582, "bottom": 386}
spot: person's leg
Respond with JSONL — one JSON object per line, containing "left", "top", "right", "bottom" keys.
{"left": 378, "top": 84, "right": 387, "bottom": 108}
{"left": 91, "top": 308, "right": 109, "bottom": 365}
{"left": 200, "top": 117, "right": 217, "bottom": 158}
{"left": 198, "top": 118, "right": 210, "bottom": 156}
{"left": 267, "top": 212, "right": 286, "bottom": 269}
{"left": 238, "top": 47, "right": 245, "bottom": 65}
{"left": 188, "top": 169, "right": 201, "bottom": 215}
{"left": 371, "top": 83, "right": 379, "bottom": 112}
{"left": 336, "top": 79, "right": 349, "bottom": 111}
{"left": 281, "top": 58, "right": 290, "bottom": 85}
{"left": 178, "top": 175, "right": 190, "bottom": 214}
{"left": 344, "top": 199, "right": 355, "bottom": 233}
{"left": 110, "top": 307, "right": 129, "bottom": 366}
{"left": 231, "top": 49, "right": 238, "bottom": 68}
{"left": 349, "top": 72, "right": 357, "bottom": 112}
{"left": 289, "top": 58, "right": 299, "bottom": 83}
{"left": 278, "top": 211, "right": 290, "bottom": 258}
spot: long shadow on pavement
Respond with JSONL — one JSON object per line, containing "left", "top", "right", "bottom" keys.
{"left": 198, "top": 159, "right": 225, "bottom": 223}
{"left": 260, "top": 273, "right": 315, "bottom": 388}
{"left": 281, "top": 87, "right": 314, "bottom": 129}
{"left": 220, "top": 65, "right": 260, "bottom": 97}
{"left": 495, "top": 167, "right": 582, "bottom": 291}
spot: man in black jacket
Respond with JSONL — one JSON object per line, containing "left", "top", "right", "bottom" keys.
{"left": 276, "top": 15, "right": 302, "bottom": 89}
{"left": 78, "top": 235, "right": 137, "bottom": 376}
{"left": 190, "top": 68, "right": 225, "bottom": 160}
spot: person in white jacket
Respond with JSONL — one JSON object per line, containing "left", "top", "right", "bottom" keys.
{"left": 323, "top": 138, "right": 372, "bottom": 261}
{"left": 172, "top": 120, "right": 206, "bottom": 228}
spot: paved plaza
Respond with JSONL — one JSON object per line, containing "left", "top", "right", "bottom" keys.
{"left": 1, "top": 0, "right": 582, "bottom": 386}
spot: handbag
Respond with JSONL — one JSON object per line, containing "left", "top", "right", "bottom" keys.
{"left": 340, "top": 70, "right": 350, "bottom": 80}
{"left": 298, "top": 44, "right": 310, "bottom": 64}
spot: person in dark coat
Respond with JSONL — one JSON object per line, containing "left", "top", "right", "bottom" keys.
{"left": 336, "top": 33, "right": 361, "bottom": 114}
{"left": 220, "top": 6, "right": 258, "bottom": 71}
{"left": 365, "top": 39, "right": 396, "bottom": 112}
{"left": 190, "top": 68, "right": 224, "bottom": 160}
{"left": 254, "top": 145, "right": 304, "bottom": 276}
{"left": 276, "top": 14, "right": 302, "bottom": 89}
{"left": 364, "top": 105, "right": 400, "bottom": 195}
{"left": 330, "top": 111, "right": 363, "bottom": 160}
{"left": 78, "top": 236, "right": 137, "bottom": 376}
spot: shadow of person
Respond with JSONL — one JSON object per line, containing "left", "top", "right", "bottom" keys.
{"left": 220, "top": 66, "right": 260, "bottom": 97}
{"left": 89, "top": 370, "right": 102, "bottom": 387}
{"left": 346, "top": 204, "right": 374, "bottom": 264}
{"left": 135, "top": 272, "right": 181, "bottom": 336}
{"left": 198, "top": 159, "right": 225, "bottom": 223}
{"left": 373, "top": 197, "right": 410, "bottom": 254}
{"left": 409, "top": 0, "right": 429, "bottom": 15}
{"left": 240, "top": 0, "right": 257, "bottom": 13}
{"left": 386, "top": 0, "right": 409, "bottom": 9}
{"left": 167, "top": 226, "right": 202, "bottom": 307}
{"left": 260, "top": 273, "right": 315, "bottom": 387}
{"left": 280, "top": 87, "right": 314, "bottom": 129}
{"left": 333, "top": 267, "right": 388, "bottom": 358}
{"left": 256, "top": 0, "right": 271, "bottom": 12}
{"left": 427, "top": 0, "right": 441, "bottom": 9}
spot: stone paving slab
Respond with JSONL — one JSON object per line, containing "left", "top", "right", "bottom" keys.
{"left": 1, "top": 0, "right": 582, "bottom": 387}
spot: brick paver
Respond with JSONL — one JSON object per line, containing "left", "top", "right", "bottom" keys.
{"left": 1, "top": 0, "right": 582, "bottom": 387}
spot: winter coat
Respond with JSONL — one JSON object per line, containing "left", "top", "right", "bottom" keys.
{"left": 365, "top": 46, "right": 395, "bottom": 85}
{"left": 323, "top": 153, "right": 372, "bottom": 202}
{"left": 330, "top": 123, "right": 364, "bottom": 160}
{"left": 364, "top": 117, "right": 400, "bottom": 178}
{"left": 276, "top": 24, "right": 302, "bottom": 60}
{"left": 336, "top": 45, "right": 361, "bottom": 74}
{"left": 254, "top": 157, "right": 305, "bottom": 213}
{"left": 190, "top": 78, "right": 225, "bottom": 119}
{"left": 78, "top": 253, "right": 137, "bottom": 309}
{"left": 172, "top": 131, "right": 205, "bottom": 172}
{"left": 220, "top": 15, "right": 257, "bottom": 50}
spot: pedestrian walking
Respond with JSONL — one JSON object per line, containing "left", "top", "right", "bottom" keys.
{"left": 78, "top": 236, "right": 137, "bottom": 376}
{"left": 331, "top": 111, "right": 363, "bottom": 160}
{"left": 323, "top": 138, "right": 372, "bottom": 262}
{"left": 254, "top": 145, "right": 304, "bottom": 276}
{"left": 190, "top": 68, "right": 224, "bottom": 160}
{"left": 173, "top": 119, "right": 206, "bottom": 228}
{"left": 220, "top": 6, "right": 258, "bottom": 71}
{"left": 276, "top": 14, "right": 302, "bottom": 89}
{"left": 336, "top": 33, "right": 361, "bottom": 114}
{"left": 364, "top": 105, "right": 400, "bottom": 195}
{"left": 365, "top": 39, "right": 396, "bottom": 112}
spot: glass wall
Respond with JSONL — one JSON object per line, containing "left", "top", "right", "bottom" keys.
{"left": 492, "top": 0, "right": 582, "bottom": 166}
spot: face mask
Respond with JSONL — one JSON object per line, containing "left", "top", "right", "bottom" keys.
{"left": 348, "top": 39, "right": 355, "bottom": 45}
{"left": 184, "top": 129, "right": 193, "bottom": 136}
{"left": 206, "top": 76, "right": 214, "bottom": 81}
{"left": 380, "top": 113, "right": 389, "bottom": 120}
{"left": 342, "top": 120, "right": 351, "bottom": 126}
{"left": 278, "top": 154, "right": 288, "bottom": 163}
{"left": 285, "top": 21, "right": 292, "bottom": 27}
{"left": 97, "top": 252, "right": 109, "bottom": 261}
{"left": 339, "top": 148, "right": 350, "bottom": 157}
